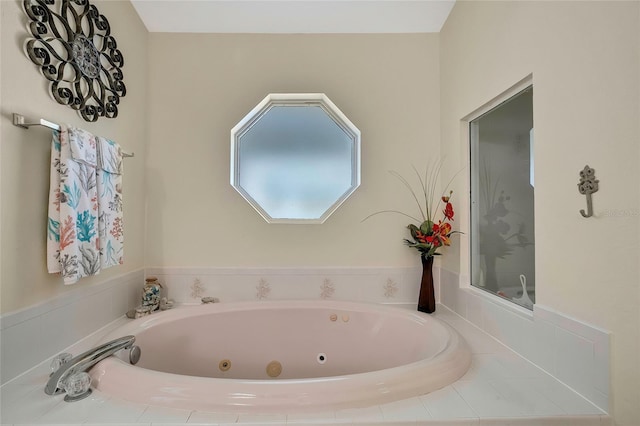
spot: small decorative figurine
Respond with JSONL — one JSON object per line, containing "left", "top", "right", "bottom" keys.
{"left": 142, "top": 277, "right": 163, "bottom": 311}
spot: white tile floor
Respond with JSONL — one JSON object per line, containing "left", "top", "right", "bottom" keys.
{"left": 0, "top": 305, "right": 610, "bottom": 425}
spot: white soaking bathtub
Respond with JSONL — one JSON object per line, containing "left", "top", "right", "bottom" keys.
{"left": 90, "top": 300, "right": 471, "bottom": 413}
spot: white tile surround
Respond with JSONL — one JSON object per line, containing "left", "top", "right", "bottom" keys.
{"left": 143, "top": 266, "right": 425, "bottom": 306}
{"left": 0, "top": 266, "right": 611, "bottom": 425}
{"left": 439, "top": 268, "right": 611, "bottom": 414}
{"left": 0, "top": 269, "right": 145, "bottom": 385}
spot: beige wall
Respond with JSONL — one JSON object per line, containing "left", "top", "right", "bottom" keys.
{"left": 439, "top": 2, "right": 640, "bottom": 425}
{"left": 145, "top": 33, "right": 441, "bottom": 268}
{"left": 0, "top": 0, "right": 148, "bottom": 312}
{"left": 3, "top": 1, "right": 638, "bottom": 423}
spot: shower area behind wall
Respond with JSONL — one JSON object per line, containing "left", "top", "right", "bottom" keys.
{"left": 470, "top": 86, "right": 536, "bottom": 309}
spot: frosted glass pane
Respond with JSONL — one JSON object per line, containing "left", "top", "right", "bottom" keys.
{"left": 231, "top": 94, "right": 360, "bottom": 223}
{"left": 470, "top": 86, "right": 535, "bottom": 309}
{"left": 239, "top": 106, "right": 352, "bottom": 219}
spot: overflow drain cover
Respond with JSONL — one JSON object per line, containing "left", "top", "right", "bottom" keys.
{"left": 266, "top": 360, "right": 282, "bottom": 377}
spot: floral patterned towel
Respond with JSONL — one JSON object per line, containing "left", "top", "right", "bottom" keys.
{"left": 47, "top": 126, "right": 101, "bottom": 284}
{"left": 97, "top": 137, "right": 124, "bottom": 269}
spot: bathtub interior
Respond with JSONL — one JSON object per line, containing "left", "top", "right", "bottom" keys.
{"left": 119, "top": 303, "right": 451, "bottom": 380}
{"left": 94, "top": 301, "right": 471, "bottom": 413}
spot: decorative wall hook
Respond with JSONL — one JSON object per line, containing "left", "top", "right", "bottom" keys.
{"left": 578, "top": 165, "right": 598, "bottom": 218}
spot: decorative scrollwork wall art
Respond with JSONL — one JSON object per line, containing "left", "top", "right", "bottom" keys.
{"left": 23, "top": 0, "right": 126, "bottom": 122}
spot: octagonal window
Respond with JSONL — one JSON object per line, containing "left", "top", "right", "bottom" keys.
{"left": 231, "top": 94, "right": 361, "bottom": 224}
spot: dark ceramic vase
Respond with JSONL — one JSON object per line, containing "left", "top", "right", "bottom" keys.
{"left": 418, "top": 255, "right": 436, "bottom": 314}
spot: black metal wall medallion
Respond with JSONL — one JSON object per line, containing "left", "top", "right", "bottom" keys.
{"left": 23, "top": 0, "right": 126, "bottom": 122}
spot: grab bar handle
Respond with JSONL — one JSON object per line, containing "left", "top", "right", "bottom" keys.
{"left": 45, "top": 335, "right": 135, "bottom": 395}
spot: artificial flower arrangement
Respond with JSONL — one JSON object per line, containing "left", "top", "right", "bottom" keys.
{"left": 363, "top": 162, "right": 460, "bottom": 313}
{"left": 405, "top": 189, "right": 456, "bottom": 258}
{"left": 364, "top": 162, "right": 460, "bottom": 259}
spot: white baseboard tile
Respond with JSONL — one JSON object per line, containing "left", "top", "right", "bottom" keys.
{"left": 145, "top": 266, "right": 425, "bottom": 305}
{"left": 439, "top": 267, "right": 610, "bottom": 414}
{"left": 0, "top": 269, "right": 144, "bottom": 385}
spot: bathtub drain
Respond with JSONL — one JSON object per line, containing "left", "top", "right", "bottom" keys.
{"left": 219, "top": 359, "right": 231, "bottom": 371}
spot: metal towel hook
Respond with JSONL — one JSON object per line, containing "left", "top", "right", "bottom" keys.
{"left": 578, "top": 165, "right": 598, "bottom": 218}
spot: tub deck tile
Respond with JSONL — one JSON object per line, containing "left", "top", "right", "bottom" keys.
{"left": 83, "top": 424, "right": 151, "bottom": 426}
{"left": 0, "top": 304, "right": 607, "bottom": 426}
{"left": 0, "top": 385, "right": 64, "bottom": 424}
{"left": 443, "top": 319, "right": 511, "bottom": 355}
{"left": 286, "top": 410, "right": 336, "bottom": 424}
{"left": 29, "top": 392, "right": 109, "bottom": 424}
{"left": 485, "top": 379, "right": 566, "bottom": 416}
{"left": 419, "top": 385, "right": 478, "bottom": 419}
{"left": 476, "top": 416, "right": 604, "bottom": 425}
{"left": 379, "top": 397, "right": 432, "bottom": 422}
{"left": 237, "top": 412, "right": 288, "bottom": 424}
{"left": 82, "top": 396, "right": 148, "bottom": 423}
{"left": 525, "top": 377, "right": 605, "bottom": 415}
{"left": 453, "top": 380, "right": 525, "bottom": 418}
{"left": 462, "top": 353, "right": 548, "bottom": 382}
{"left": 334, "top": 405, "right": 384, "bottom": 423}
{"left": 187, "top": 410, "right": 239, "bottom": 424}
{"left": 285, "top": 423, "right": 345, "bottom": 426}
{"left": 138, "top": 405, "right": 193, "bottom": 423}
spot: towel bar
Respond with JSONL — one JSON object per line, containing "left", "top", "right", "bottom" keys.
{"left": 12, "top": 113, "right": 134, "bottom": 158}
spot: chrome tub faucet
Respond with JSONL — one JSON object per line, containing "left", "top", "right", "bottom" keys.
{"left": 45, "top": 335, "right": 139, "bottom": 401}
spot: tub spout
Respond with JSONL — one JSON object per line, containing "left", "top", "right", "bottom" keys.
{"left": 45, "top": 335, "right": 136, "bottom": 397}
